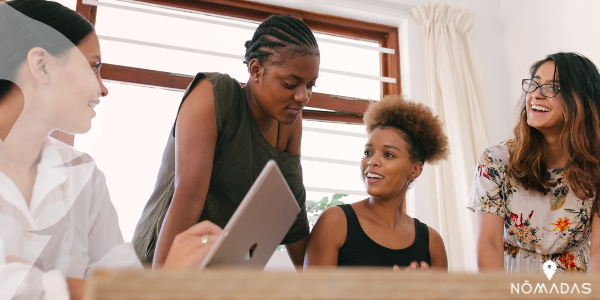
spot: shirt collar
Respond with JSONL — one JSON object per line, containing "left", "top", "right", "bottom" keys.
{"left": 0, "top": 137, "right": 96, "bottom": 229}
{"left": 28, "top": 138, "right": 69, "bottom": 212}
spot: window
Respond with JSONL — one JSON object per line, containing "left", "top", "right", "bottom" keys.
{"left": 72, "top": 0, "right": 400, "bottom": 124}
{"left": 301, "top": 120, "right": 368, "bottom": 225}
{"left": 74, "top": 82, "right": 182, "bottom": 241}
{"left": 68, "top": 0, "right": 401, "bottom": 242}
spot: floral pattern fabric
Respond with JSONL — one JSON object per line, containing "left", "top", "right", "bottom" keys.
{"left": 468, "top": 140, "right": 593, "bottom": 274}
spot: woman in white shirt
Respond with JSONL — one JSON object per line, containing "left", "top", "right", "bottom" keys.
{"left": 0, "top": 1, "right": 221, "bottom": 299}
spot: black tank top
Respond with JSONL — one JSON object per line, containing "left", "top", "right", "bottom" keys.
{"left": 337, "top": 204, "right": 431, "bottom": 267}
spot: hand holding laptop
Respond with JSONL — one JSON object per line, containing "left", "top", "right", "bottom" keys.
{"left": 160, "top": 160, "right": 299, "bottom": 271}
{"left": 163, "top": 221, "right": 223, "bottom": 270}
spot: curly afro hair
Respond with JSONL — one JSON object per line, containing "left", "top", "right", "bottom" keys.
{"left": 363, "top": 95, "right": 449, "bottom": 164}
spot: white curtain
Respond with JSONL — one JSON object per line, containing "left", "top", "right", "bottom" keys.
{"left": 410, "top": 3, "right": 489, "bottom": 272}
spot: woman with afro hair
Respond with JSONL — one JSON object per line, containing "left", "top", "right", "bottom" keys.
{"left": 304, "top": 95, "right": 449, "bottom": 270}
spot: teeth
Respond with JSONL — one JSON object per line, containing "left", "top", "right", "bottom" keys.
{"left": 366, "top": 172, "right": 383, "bottom": 179}
{"left": 531, "top": 104, "right": 550, "bottom": 112}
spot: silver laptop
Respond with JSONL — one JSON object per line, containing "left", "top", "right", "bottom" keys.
{"left": 199, "top": 160, "right": 301, "bottom": 269}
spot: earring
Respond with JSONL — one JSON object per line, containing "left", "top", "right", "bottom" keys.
{"left": 255, "top": 78, "right": 259, "bottom": 83}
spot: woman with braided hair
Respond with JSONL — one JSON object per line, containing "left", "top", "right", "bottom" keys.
{"left": 132, "top": 15, "right": 320, "bottom": 267}
{"left": 304, "top": 96, "right": 449, "bottom": 270}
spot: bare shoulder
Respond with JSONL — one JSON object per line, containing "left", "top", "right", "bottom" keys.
{"left": 316, "top": 206, "right": 346, "bottom": 226}
{"left": 426, "top": 225, "right": 448, "bottom": 269}
{"left": 427, "top": 226, "right": 444, "bottom": 245}
{"left": 185, "top": 78, "right": 214, "bottom": 103}
{"left": 305, "top": 205, "right": 347, "bottom": 266}
{"left": 311, "top": 206, "right": 347, "bottom": 246}
{"left": 175, "top": 78, "right": 216, "bottom": 138}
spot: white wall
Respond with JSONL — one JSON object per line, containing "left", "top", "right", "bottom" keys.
{"left": 501, "top": 0, "right": 600, "bottom": 118}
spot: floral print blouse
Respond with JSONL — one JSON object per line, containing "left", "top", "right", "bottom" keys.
{"left": 468, "top": 140, "right": 593, "bottom": 274}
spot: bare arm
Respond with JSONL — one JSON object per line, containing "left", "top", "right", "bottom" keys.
{"left": 588, "top": 212, "right": 600, "bottom": 273}
{"left": 153, "top": 79, "right": 218, "bottom": 267}
{"left": 428, "top": 227, "right": 448, "bottom": 271}
{"left": 285, "top": 236, "right": 308, "bottom": 267}
{"left": 475, "top": 210, "right": 505, "bottom": 272}
{"left": 304, "top": 207, "right": 347, "bottom": 268}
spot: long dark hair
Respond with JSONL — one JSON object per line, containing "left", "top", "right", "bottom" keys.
{"left": 508, "top": 52, "right": 600, "bottom": 215}
{"left": 0, "top": 0, "right": 94, "bottom": 99}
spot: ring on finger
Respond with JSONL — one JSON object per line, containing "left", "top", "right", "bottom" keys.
{"left": 200, "top": 234, "right": 210, "bottom": 245}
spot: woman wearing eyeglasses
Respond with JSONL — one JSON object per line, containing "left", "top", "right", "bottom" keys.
{"left": 470, "top": 52, "right": 600, "bottom": 274}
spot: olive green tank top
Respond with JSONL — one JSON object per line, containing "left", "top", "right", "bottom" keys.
{"left": 131, "top": 72, "right": 309, "bottom": 264}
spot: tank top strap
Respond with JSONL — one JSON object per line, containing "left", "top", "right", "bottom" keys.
{"left": 337, "top": 204, "right": 362, "bottom": 241}
{"left": 413, "top": 218, "right": 430, "bottom": 253}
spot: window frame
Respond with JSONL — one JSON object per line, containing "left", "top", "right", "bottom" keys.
{"left": 52, "top": 0, "right": 401, "bottom": 144}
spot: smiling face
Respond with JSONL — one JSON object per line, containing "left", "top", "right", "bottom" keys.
{"left": 46, "top": 32, "right": 107, "bottom": 134}
{"left": 250, "top": 52, "right": 319, "bottom": 125}
{"left": 360, "top": 127, "right": 423, "bottom": 200}
{"left": 526, "top": 61, "right": 565, "bottom": 135}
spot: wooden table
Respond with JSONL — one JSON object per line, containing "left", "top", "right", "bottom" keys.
{"left": 84, "top": 268, "right": 600, "bottom": 299}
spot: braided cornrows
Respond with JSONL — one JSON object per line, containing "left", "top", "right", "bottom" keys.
{"left": 244, "top": 15, "right": 318, "bottom": 66}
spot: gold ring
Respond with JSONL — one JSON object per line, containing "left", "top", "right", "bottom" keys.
{"left": 200, "top": 234, "right": 210, "bottom": 245}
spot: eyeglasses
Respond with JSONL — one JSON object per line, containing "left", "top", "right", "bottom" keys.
{"left": 522, "top": 79, "right": 561, "bottom": 98}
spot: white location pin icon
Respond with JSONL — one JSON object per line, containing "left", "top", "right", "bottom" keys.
{"left": 543, "top": 260, "right": 557, "bottom": 280}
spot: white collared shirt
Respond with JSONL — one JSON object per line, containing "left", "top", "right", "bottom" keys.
{"left": 0, "top": 137, "right": 142, "bottom": 300}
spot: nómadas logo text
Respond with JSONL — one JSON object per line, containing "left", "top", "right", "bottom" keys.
{"left": 510, "top": 260, "right": 592, "bottom": 295}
